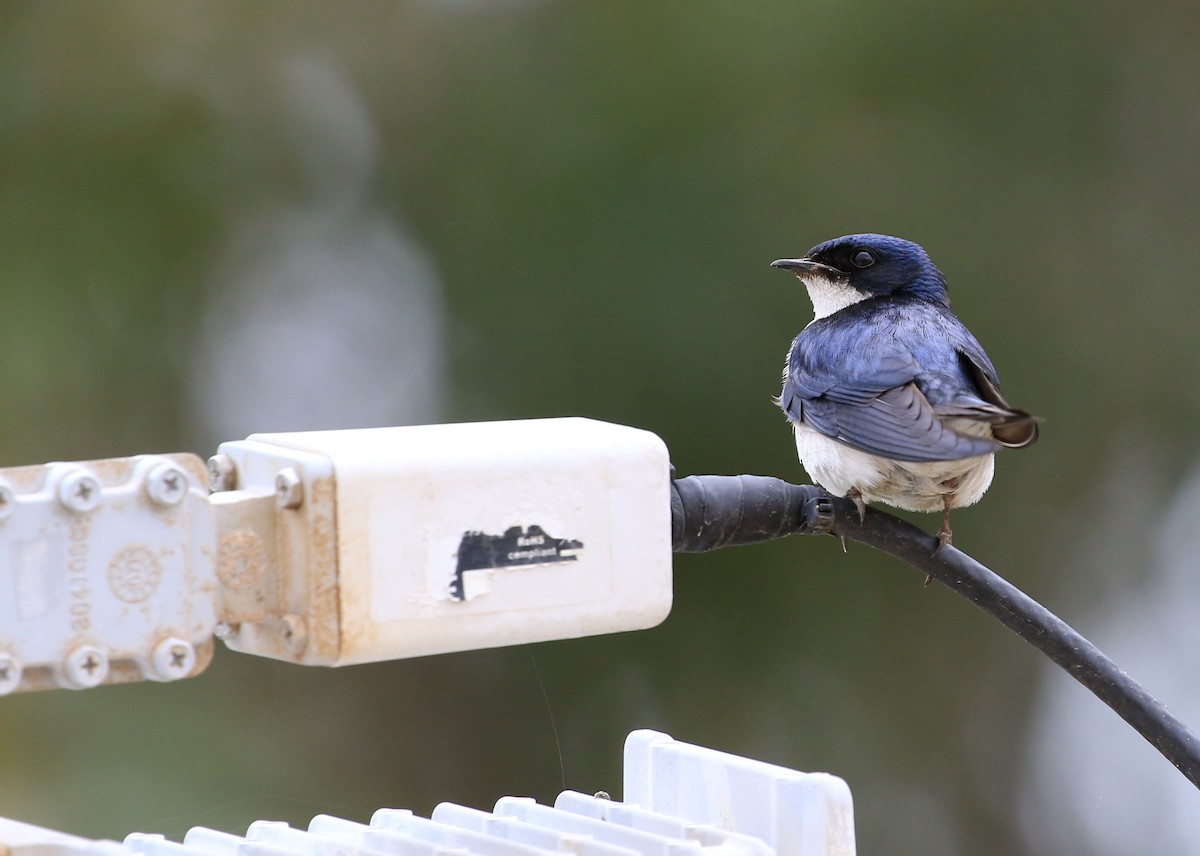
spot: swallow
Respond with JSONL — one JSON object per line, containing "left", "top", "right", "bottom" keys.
{"left": 773, "top": 233, "right": 1038, "bottom": 549}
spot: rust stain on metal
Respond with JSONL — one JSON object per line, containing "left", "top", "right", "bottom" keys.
{"left": 3, "top": 464, "right": 49, "bottom": 491}
{"left": 217, "top": 529, "right": 268, "bottom": 589}
{"left": 86, "top": 456, "right": 137, "bottom": 484}
{"left": 305, "top": 474, "right": 340, "bottom": 662}
{"left": 107, "top": 544, "right": 163, "bottom": 603}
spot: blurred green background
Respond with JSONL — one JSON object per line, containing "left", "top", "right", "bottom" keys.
{"left": 3, "top": 2, "right": 1200, "bottom": 854}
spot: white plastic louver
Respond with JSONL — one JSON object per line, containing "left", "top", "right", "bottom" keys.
{"left": 0, "top": 731, "right": 855, "bottom": 856}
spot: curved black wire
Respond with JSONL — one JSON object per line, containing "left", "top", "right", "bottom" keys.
{"left": 670, "top": 472, "right": 1200, "bottom": 791}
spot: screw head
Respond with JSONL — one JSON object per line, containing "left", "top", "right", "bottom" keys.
{"left": 275, "top": 467, "right": 304, "bottom": 509}
{"left": 150, "top": 637, "right": 196, "bottom": 680}
{"left": 63, "top": 645, "right": 109, "bottom": 689}
{"left": 0, "top": 653, "right": 21, "bottom": 695}
{"left": 58, "top": 469, "right": 101, "bottom": 514}
{"left": 0, "top": 480, "right": 15, "bottom": 522}
{"left": 207, "top": 454, "right": 237, "bottom": 492}
{"left": 146, "top": 462, "right": 189, "bottom": 507}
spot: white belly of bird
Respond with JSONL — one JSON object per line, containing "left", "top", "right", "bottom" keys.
{"left": 793, "top": 423, "right": 996, "bottom": 512}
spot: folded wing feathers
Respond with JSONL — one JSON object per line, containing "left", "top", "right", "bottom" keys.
{"left": 781, "top": 344, "right": 1038, "bottom": 461}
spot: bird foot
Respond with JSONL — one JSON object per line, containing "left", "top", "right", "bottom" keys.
{"left": 847, "top": 488, "right": 866, "bottom": 523}
{"left": 932, "top": 501, "right": 953, "bottom": 557}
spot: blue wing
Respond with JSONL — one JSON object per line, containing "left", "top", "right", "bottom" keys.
{"left": 779, "top": 299, "right": 1019, "bottom": 462}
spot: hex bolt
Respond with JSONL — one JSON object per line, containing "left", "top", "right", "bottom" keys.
{"left": 0, "top": 480, "right": 15, "bottom": 522}
{"left": 275, "top": 467, "right": 304, "bottom": 509}
{"left": 0, "top": 653, "right": 21, "bottom": 695}
{"left": 151, "top": 637, "right": 197, "bottom": 680}
{"left": 57, "top": 469, "right": 102, "bottom": 514}
{"left": 146, "top": 462, "right": 189, "bottom": 507}
{"left": 63, "top": 645, "right": 109, "bottom": 689}
{"left": 207, "top": 454, "right": 237, "bottom": 492}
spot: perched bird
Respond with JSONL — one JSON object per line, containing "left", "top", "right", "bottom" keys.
{"left": 772, "top": 234, "right": 1038, "bottom": 548}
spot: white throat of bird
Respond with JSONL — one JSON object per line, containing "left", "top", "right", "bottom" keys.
{"left": 801, "top": 276, "right": 871, "bottom": 321}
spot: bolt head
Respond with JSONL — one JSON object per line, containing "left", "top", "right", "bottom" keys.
{"left": 207, "top": 454, "right": 237, "bottom": 492}
{"left": 275, "top": 467, "right": 304, "bottom": 509}
{"left": 0, "top": 653, "right": 21, "bottom": 695}
{"left": 58, "top": 469, "right": 101, "bottom": 514}
{"left": 213, "top": 621, "right": 240, "bottom": 640}
{"left": 146, "top": 462, "right": 189, "bottom": 507}
{"left": 63, "top": 645, "right": 109, "bottom": 689}
{"left": 150, "top": 637, "right": 196, "bottom": 681}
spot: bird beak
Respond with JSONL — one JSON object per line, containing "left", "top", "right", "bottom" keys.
{"left": 771, "top": 258, "right": 840, "bottom": 277}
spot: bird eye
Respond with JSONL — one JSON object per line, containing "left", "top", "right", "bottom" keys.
{"left": 852, "top": 250, "right": 875, "bottom": 268}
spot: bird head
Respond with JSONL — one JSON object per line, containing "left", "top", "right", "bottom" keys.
{"left": 772, "top": 234, "right": 950, "bottom": 319}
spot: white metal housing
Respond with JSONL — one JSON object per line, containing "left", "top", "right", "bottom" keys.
{"left": 214, "top": 417, "right": 674, "bottom": 665}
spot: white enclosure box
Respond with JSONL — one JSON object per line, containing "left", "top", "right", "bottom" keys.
{"left": 215, "top": 418, "right": 673, "bottom": 665}
{"left": 0, "top": 454, "right": 215, "bottom": 694}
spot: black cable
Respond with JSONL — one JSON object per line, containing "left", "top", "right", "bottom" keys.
{"left": 670, "top": 472, "right": 833, "bottom": 551}
{"left": 670, "top": 472, "right": 1200, "bottom": 791}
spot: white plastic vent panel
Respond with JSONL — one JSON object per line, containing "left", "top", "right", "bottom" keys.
{"left": 2, "top": 731, "right": 855, "bottom": 856}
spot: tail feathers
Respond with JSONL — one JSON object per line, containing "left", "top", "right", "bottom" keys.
{"left": 955, "top": 349, "right": 1041, "bottom": 449}
{"left": 991, "top": 410, "right": 1039, "bottom": 448}
{"left": 937, "top": 401, "right": 1040, "bottom": 446}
